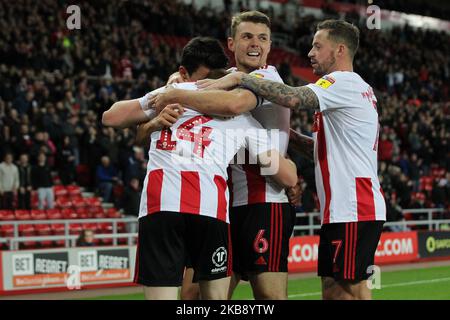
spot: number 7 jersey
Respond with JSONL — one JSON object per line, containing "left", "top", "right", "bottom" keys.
{"left": 306, "top": 71, "right": 386, "bottom": 224}
{"left": 139, "top": 83, "right": 274, "bottom": 223}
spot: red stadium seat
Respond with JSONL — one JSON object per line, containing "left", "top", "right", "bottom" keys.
{"left": 56, "top": 197, "right": 72, "bottom": 209}
{"left": 75, "top": 207, "right": 90, "bottom": 219}
{"left": 53, "top": 185, "right": 68, "bottom": 197}
{"left": 0, "top": 210, "right": 15, "bottom": 220}
{"left": 51, "top": 223, "right": 67, "bottom": 246}
{"left": 19, "top": 224, "right": 35, "bottom": 235}
{"left": 72, "top": 198, "right": 86, "bottom": 208}
{"left": 30, "top": 209, "right": 47, "bottom": 220}
{"left": 117, "top": 222, "right": 126, "bottom": 233}
{"left": 97, "top": 223, "right": 113, "bottom": 234}
{"left": 90, "top": 206, "right": 105, "bottom": 218}
{"left": 46, "top": 208, "right": 62, "bottom": 220}
{"left": 35, "top": 224, "right": 53, "bottom": 247}
{"left": 0, "top": 224, "right": 15, "bottom": 237}
{"left": 15, "top": 210, "right": 31, "bottom": 220}
{"left": 419, "top": 176, "right": 433, "bottom": 192}
{"left": 51, "top": 223, "right": 66, "bottom": 235}
{"left": 85, "top": 197, "right": 102, "bottom": 207}
{"left": 69, "top": 223, "right": 82, "bottom": 235}
{"left": 61, "top": 208, "right": 78, "bottom": 219}
{"left": 19, "top": 224, "right": 36, "bottom": 248}
{"left": 35, "top": 224, "right": 52, "bottom": 235}
{"left": 66, "top": 185, "right": 81, "bottom": 197}
{"left": 106, "top": 208, "right": 122, "bottom": 218}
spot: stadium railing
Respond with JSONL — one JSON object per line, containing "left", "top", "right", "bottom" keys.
{"left": 0, "top": 217, "right": 137, "bottom": 250}
{"left": 1, "top": 209, "right": 447, "bottom": 250}
{"left": 6, "top": 233, "right": 138, "bottom": 251}
{"left": 293, "top": 208, "right": 447, "bottom": 235}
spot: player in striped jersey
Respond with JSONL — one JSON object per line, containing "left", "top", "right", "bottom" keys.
{"left": 103, "top": 37, "right": 230, "bottom": 300}
{"left": 195, "top": 20, "right": 387, "bottom": 300}
{"left": 103, "top": 38, "right": 298, "bottom": 300}
{"left": 149, "top": 11, "right": 301, "bottom": 300}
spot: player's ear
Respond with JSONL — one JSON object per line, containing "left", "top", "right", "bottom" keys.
{"left": 337, "top": 44, "right": 346, "bottom": 57}
{"left": 227, "top": 37, "right": 235, "bottom": 52}
{"left": 179, "top": 66, "right": 190, "bottom": 81}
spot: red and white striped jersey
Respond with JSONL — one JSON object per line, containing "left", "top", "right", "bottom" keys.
{"left": 138, "top": 83, "right": 274, "bottom": 223}
{"left": 228, "top": 65, "right": 291, "bottom": 206}
{"left": 306, "top": 71, "right": 386, "bottom": 224}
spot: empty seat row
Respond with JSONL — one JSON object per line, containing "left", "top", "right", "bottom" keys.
{"left": 0, "top": 207, "right": 122, "bottom": 221}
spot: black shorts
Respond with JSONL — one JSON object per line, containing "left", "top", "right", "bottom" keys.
{"left": 230, "top": 203, "right": 296, "bottom": 280}
{"left": 318, "top": 221, "right": 384, "bottom": 281}
{"left": 134, "top": 212, "right": 231, "bottom": 287}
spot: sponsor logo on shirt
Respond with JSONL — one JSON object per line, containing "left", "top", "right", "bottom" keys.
{"left": 252, "top": 73, "right": 265, "bottom": 79}
{"left": 315, "top": 75, "right": 335, "bottom": 89}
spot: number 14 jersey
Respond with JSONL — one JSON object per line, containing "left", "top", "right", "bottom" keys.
{"left": 138, "top": 83, "right": 273, "bottom": 223}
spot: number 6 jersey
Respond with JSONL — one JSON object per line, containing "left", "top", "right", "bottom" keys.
{"left": 138, "top": 83, "right": 274, "bottom": 223}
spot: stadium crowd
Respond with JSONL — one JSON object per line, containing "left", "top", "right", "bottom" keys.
{"left": 0, "top": 0, "right": 448, "bottom": 223}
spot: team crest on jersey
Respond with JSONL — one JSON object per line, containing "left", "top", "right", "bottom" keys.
{"left": 315, "top": 75, "right": 335, "bottom": 89}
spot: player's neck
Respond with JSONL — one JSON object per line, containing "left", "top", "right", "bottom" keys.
{"left": 235, "top": 63, "right": 259, "bottom": 74}
{"left": 328, "top": 61, "right": 353, "bottom": 74}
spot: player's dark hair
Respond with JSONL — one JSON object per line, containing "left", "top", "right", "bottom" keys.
{"left": 230, "top": 11, "right": 271, "bottom": 39}
{"left": 206, "top": 69, "right": 228, "bottom": 79}
{"left": 317, "top": 20, "right": 360, "bottom": 59}
{"left": 181, "top": 37, "right": 229, "bottom": 75}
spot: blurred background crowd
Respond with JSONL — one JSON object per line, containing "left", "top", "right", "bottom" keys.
{"left": 0, "top": 0, "right": 448, "bottom": 224}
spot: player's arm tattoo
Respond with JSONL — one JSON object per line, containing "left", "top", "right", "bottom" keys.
{"left": 240, "top": 74, "right": 319, "bottom": 110}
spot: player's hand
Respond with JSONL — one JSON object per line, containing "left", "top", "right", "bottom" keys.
{"left": 149, "top": 87, "right": 178, "bottom": 114}
{"left": 154, "top": 103, "right": 184, "bottom": 128}
{"left": 167, "top": 72, "right": 184, "bottom": 84}
{"left": 287, "top": 177, "right": 302, "bottom": 206}
{"left": 196, "top": 72, "right": 245, "bottom": 90}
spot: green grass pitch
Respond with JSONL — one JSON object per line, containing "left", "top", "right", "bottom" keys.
{"left": 83, "top": 265, "right": 450, "bottom": 300}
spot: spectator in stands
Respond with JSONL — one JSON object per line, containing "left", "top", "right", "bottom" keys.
{"left": 378, "top": 132, "right": 394, "bottom": 163}
{"left": 57, "top": 135, "right": 76, "bottom": 185}
{"left": 96, "top": 155, "right": 120, "bottom": 203}
{"left": 121, "top": 177, "right": 141, "bottom": 233}
{"left": 123, "top": 146, "right": 146, "bottom": 185}
{"left": 31, "top": 152, "right": 54, "bottom": 210}
{"left": 0, "top": 152, "right": 19, "bottom": 209}
{"left": 385, "top": 195, "right": 407, "bottom": 232}
{"left": 17, "top": 154, "right": 32, "bottom": 210}
{"left": 76, "top": 229, "right": 95, "bottom": 247}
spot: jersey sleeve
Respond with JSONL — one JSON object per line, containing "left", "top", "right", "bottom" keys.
{"left": 137, "top": 83, "right": 198, "bottom": 119}
{"left": 306, "top": 72, "right": 352, "bottom": 112}
{"left": 247, "top": 65, "right": 285, "bottom": 108}
{"left": 138, "top": 86, "right": 167, "bottom": 119}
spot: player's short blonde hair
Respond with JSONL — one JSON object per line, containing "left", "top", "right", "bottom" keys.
{"left": 230, "top": 11, "right": 271, "bottom": 39}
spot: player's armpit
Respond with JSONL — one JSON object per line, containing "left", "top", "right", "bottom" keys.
{"left": 102, "top": 99, "right": 150, "bottom": 129}
{"left": 288, "top": 129, "right": 314, "bottom": 161}
{"left": 257, "top": 150, "right": 297, "bottom": 188}
{"left": 240, "top": 75, "right": 319, "bottom": 110}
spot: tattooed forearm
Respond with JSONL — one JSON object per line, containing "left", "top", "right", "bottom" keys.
{"left": 240, "top": 75, "right": 319, "bottom": 110}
